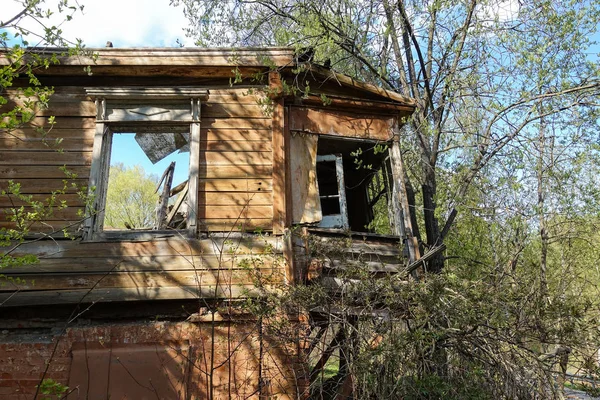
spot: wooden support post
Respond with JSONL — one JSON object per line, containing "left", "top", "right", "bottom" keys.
{"left": 389, "top": 138, "right": 421, "bottom": 263}
{"left": 270, "top": 71, "right": 286, "bottom": 234}
{"left": 85, "top": 121, "right": 111, "bottom": 238}
{"left": 156, "top": 162, "right": 175, "bottom": 229}
{"left": 188, "top": 99, "right": 201, "bottom": 237}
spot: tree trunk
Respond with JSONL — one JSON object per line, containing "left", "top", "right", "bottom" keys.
{"left": 422, "top": 168, "right": 444, "bottom": 273}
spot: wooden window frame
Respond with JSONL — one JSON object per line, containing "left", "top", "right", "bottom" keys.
{"left": 83, "top": 87, "right": 209, "bottom": 240}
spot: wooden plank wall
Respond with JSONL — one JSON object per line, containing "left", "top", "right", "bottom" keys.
{"left": 199, "top": 89, "right": 273, "bottom": 232}
{"left": 0, "top": 86, "right": 274, "bottom": 233}
{"left": 0, "top": 235, "right": 284, "bottom": 306}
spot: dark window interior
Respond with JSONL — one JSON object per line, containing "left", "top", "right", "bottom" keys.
{"left": 317, "top": 137, "right": 393, "bottom": 233}
{"left": 316, "top": 161, "right": 341, "bottom": 215}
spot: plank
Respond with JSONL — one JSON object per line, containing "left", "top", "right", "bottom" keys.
{"left": 202, "top": 103, "right": 268, "bottom": 118}
{"left": 7, "top": 236, "right": 284, "bottom": 258}
{"left": 203, "top": 128, "right": 271, "bottom": 142}
{"left": 0, "top": 220, "right": 81, "bottom": 233}
{"left": 0, "top": 193, "right": 85, "bottom": 207}
{"left": 1, "top": 128, "right": 95, "bottom": 140}
{"left": 11, "top": 90, "right": 262, "bottom": 109}
{"left": 2, "top": 98, "right": 96, "bottom": 117}
{"left": 0, "top": 166, "right": 90, "bottom": 180}
{"left": 271, "top": 91, "right": 286, "bottom": 234}
{"left": 198, "top": 219, "right": 273, "bottom": 232}
{"left": 0, "top": 284, "right": 273, "bottom": 307}
{"left": 198, "top": 165, "right": 272, "bottom": 179}
{"left": 5, "top": 86, "right": 87, "bottom": 97}
{"left": 290, "top": 131, "right": 321, "bottom": 224}
{"left": 324, "top": 260, "right": 403, "bottom": 274}
{"left": 0, "top": 151, "right": 92, "bottom": 166}
{"left": 198, "top": 205, "right": 272, "bottom": 219}
{"left": 301, "top": 94, "right": 416, "bottom": 113}
{"left": 201, "top": 90, "right": 269, "bottom": 104}
{"left": 1, "top": 206, "right": 85, "bottom": 221}
{"left": 24, "top": 48, "right": 296, "bottom": 66}
{"left": 3, "top": 254, "right": 282, "bottom": 273}
{"left": 198, "top": 192, "right": 272, "bottom": 206}
{"left": 201, "top": 118, "right": 271, "bottom": 130}
{"left": 0, "top": 269, "right": 284, "bottom": 291}
{"left": 16, "top": 116, "right": 96, "bottom": 129}
{"left": 200, "top": 140, "right": 271, "bottom": 152}
{"left": 389, "top": 141, "right": 420, "bottom": 262}
{"left": 289, "top": 107, "right": 394, "bottom": 141}
{"left": 200, "top": 151, "right": 271, "bottom": 165}
{"left": 0, "top": 179, "right": 89, "bottom": 193}
{"left": 198, "top": 178, "right": 272, "bottom": 192}
{"left": 0, "top": 137, "right": 95, "bottom": 151}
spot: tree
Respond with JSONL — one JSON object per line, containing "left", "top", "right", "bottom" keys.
{"left": 1, "top": 1, "right": 87, "bottom": 136}
{"left": 104, "top": 163, "right": 159, "bottom": 230}
{"left": 175, "top": 0, "right": 600, "bottom": 272}
{"left": 174, "top": 1, "right": 600, "bottom": 397}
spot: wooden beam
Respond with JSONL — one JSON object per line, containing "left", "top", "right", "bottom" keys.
{"left": 0, "top": 47, "right": 297, "bottom": 67}
{"left": 389, "top": 139, "right": 421, "bottom": 263}
{"left": 300, "top": 94, "right": 415, "bottom": 113}
{"left": 0, "top": 285, "right": 273, "bottom": 307}
{"left": 306, "top": 65, "right": 417, "bottom": 106}
{"left": 289, "top": 107, "right": 394, "bottom": 141}
{"left": 271, "top": 71, "right": 286, "bottom": 234}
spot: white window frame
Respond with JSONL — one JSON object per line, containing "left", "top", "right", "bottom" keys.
{"left": 83, "top": 87, "right": 209, "bottom": 240}
{"left": 316, "top": 154, "right": 349, "bottom": 229}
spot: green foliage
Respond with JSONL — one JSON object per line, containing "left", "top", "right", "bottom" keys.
{"left": 104, "top": 163, "right": 159, "bottom": 230}
{"left": 37, "top": 378, "right": 68, "bottom": 400}
{"left": 1, "top": 1, "right": 91, "bottom": 284}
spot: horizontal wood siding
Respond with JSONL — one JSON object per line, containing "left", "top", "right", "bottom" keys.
{"left": 0, "top": 236, "right": 285, "bottom": 306}
{"left": 199, "top": 89, "right": 273, "bottom": 232}
{"left": 0, "top": 101, "right": 93, "bottom": 233}
{"left": 1, "top": 86, "right": 273, "bottom": 233}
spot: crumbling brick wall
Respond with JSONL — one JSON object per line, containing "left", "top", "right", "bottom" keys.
{"left": 0, "top": 320, "right": 304, "bottom": 399}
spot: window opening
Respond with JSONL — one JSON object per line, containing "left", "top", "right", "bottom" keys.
{"left": 84, "top": 87, "right": 207, "bottom": 240}
{"left": 316, "top": 154, "right": 348, "bottom": 229}
{"left": 316, "top": 137, "right": 393, "bottom": 234}
{"left": 104, "top": 132, "right": 190, "bottom": 231}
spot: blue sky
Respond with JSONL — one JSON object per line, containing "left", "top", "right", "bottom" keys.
{"left": 111, "top": 134, "right": 190, "bottom": 186}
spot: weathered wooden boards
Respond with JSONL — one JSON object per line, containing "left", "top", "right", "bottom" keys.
{"left": 289, "top": 107, "right": 396, "bottom": 141}
{"left": 0, "top": 87, "right": 275, "bottom": 232}
{"left": 306, "top": 230, "right": 406, "bottom": 292}
{"left": 0, "top": 47, "right": 297, "bottom": 68}
{"left": 0, "top": 235, "right": 285, "bottom": 306}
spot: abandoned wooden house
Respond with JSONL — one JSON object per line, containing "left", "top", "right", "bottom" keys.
{"left": 0, "top": 47, "right": 419, "bottom": 399}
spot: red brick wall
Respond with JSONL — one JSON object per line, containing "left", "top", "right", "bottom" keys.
{"left": 0, "top": 321, "right": 306, "bottom": 399}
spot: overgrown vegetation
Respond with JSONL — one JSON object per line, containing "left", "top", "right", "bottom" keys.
{"left": 172, "top": 0, "right": 600, "bottom": 397}
{"left": 1, "top": 2, "right": 88, "bottom": 397}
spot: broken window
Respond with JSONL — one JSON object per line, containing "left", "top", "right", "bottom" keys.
{"left": 291, "top": 134, "right": 396, "bottom": 233}
{"left": 315, "top": 137, "right": 395, "bottom": 234}
{"left": 84, "top": 87, "right": 208, "bottom": 240}
{"left": 103, "top": 131, "right": 190, "bottom": 231}
{"left": 316, "top": 154, "right": 348, "bottom": 229}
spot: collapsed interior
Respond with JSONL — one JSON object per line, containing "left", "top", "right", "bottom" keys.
{"left": 316, "top": 137, "right": 394, "bottom": 234}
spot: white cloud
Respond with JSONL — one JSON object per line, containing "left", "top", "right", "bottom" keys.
{"left": 4, "top": 0, "right": 195, "bottom": 48}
